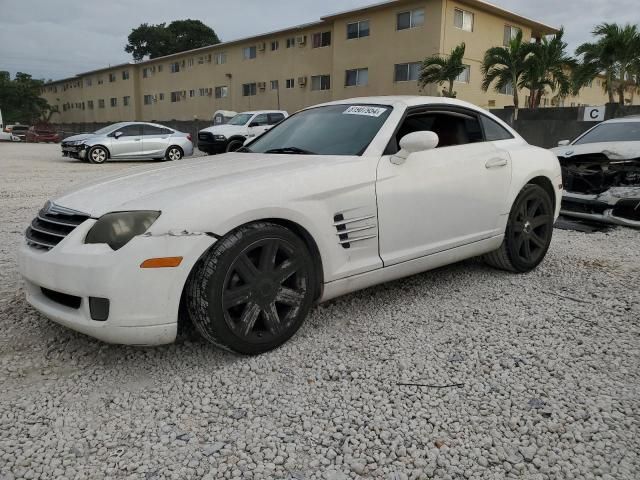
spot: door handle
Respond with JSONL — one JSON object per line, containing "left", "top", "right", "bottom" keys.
{"left": 485, "top": 158, "right": 508, "bottom": 169}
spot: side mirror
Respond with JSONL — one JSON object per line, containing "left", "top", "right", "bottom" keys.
{"left": 114, "top": 131, "right": 123, "bottom": 139}
{"left": 249, "top": 122, "right": 259, "bottom": 128}
{"left": 557, "top": 139, "right": 571, "bottom": 147}
{"left": 391, "top": 131, "right": 439, "bottom": 165}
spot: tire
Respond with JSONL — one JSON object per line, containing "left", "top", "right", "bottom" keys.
{"left": 484, "top": 184, "right": 554, "bottom": 273}
{"left": 87, "top": 146, "right": 108, "bottom": 164}
{"left": 187, "top": 222, "right": 317, "bottom": 355}
{"left": 226, "top": 139, "right": 244, "bottom": 153}
{"left": 166, "top": 146, "right": 183, "bottom": 161}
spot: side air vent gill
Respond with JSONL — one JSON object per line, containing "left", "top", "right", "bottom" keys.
{"left": 333, "top": 212, "right": 377, "bottom": 249}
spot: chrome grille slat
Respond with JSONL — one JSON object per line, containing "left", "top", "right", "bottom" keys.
{"left": 30, "top": 219, "right": 68, "bottom": 238}
{"left": 333, "top": 214, "right": 376, "bottom": 227}
{"left": 26, "top": 202, "right": 90, "bottom": 251}
{"left": 335, "top": 224, "right": 376, "bottom": 236}
{"left": 333, "top": 212, "right": 377, "bottom": 250}
{"left": 338, "top": 235, "right": 377, "bottom": 245}
{"left": 37, "top": 213, "right": 84, "bottom": 227}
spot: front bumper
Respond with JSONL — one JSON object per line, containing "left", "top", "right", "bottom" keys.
{"left": 19, "top": 220, "right": 216, "bottom": 346}
{"left": 61, "top": 144, "right": 86, "bottom": 158}
{"left": 561, "top": 191, "right": 640, "bottom": 228}
{"left": 197, "top": 133, "right": 227, "bottom": 154}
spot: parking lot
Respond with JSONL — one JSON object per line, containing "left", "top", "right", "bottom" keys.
{"left": 0, "top": 142, "right": 639, "bottom": 479}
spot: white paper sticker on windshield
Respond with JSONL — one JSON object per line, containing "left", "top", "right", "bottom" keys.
{"left": 343, "top": 106, "right": 387, "bottom": 117}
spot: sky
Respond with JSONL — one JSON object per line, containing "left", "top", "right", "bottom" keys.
{"left": 1, "top": 0, "right": 639, "bottom": 81}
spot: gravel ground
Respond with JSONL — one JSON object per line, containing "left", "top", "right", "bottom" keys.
{"left": 1, "top": 143, "right": 639, "bottom": 480}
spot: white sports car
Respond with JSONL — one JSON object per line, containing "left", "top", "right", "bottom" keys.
{"left": 19, "top": 97, "right": 562, "bottom": 354}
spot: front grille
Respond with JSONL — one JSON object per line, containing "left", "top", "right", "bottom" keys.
{"left": 41, "top": 288, "right": 81, "bottom": 309}
{"left": 25, "top": 202, "right": 90, "bottom": 250}
{"left": 198, "top": 132, "right": 213, "bottom": 141}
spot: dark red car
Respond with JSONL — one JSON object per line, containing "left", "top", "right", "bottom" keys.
{"left": 26, "top": 126, "right": 60, "bottom": 143}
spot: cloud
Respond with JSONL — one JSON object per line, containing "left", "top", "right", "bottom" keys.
{"left": 1, "top": 0, "right": 638, "bottom": 80}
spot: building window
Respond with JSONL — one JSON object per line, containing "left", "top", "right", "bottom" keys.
{"left": 215, "top": 86, "right": 228, "bottom": 98}
{"left": 198, "top": 88, "right": 209, "bottom": 96}
{"left": 397, "top": 9, "right": 424, "bottom": 30}
{"left": 504, "top": 25, "right": 521, "bottom": 46}
{"left": 394, "top": 62, "right": 421, "bottom": 82}
{"left": 143, "top": 67, "right": 151, "bottom": 78}
{"left": 108, "top": 73, "right": 116, "bottom": 83}
{"left": 159, "top": 93, "right": 164, "bottom": 101}
{"left": 347, "top": 20, "right": 370, "bottom": 39}
{"left": 286, "top": 37, "right": 296, "bottom": 48}
{"left": 214, "top": 53, "right": 227, "bottom": 64}
{"left": 170, "top": 91, "right": 183, "bottom": 102}
{"left": 98, "top": 99, "right": 105, "bottom": 108}
{"left": 499, "top": 81, "right": 514, "bottom": 96}
{"left": 286, "top": 78, "right": 295, "bottom": 89}
{"left": 122, "top": 70, "right": 130, "bottom": 80}
{"left": 143, "top": 95, "right": 153, "bottom": 105}
{"left": 170, "top": 62, "right": 181, "bottom": 73}
{"left": 189, "top": 89, "right": 196, "bottom": 98}
{"left": 123, "top": 96, "right": 130, "bottom": 106}
{"left": 198, "top": 56, "right": 205, "bottom": 64}
{"left": 312, "top": 31, "right": 331, "bottom": 48}
{"left": 271, "top": 40, "right": 279, "bottom": 51}
{"left": 85, "top": 78, "right": 92, "bottom": 87}
{"left": 454, "top": 9, "right": 474, "bottom": 32}
{"left": 243, "top": 83, "right": 257, "bottom": 96}
{"left": 345, "top": 68, "right": 369, "bottom": 87}
{"left": 187, "top": 58, "right": 194, "bottom": 67}
{"left": 244, "top": 46, "right": 257, "bottom": 59}
{"left": 158, "top": 65, "right": 163, "bottom": 72}
{"left": 87, "top": 100, "right": 94, "bottom": 109}
{"left": 311, "top": 75, "right": 331, "bottom": 91}
{"left": 455, "top": 65, "right": 471, "bottom": 83}
{"left": 271, "top": 80, "right": 279, "bottom": 90}
{"left": 110, "top": 97, "right": 117, "bottom": 107}
{"left": 97, "top": 78, "right": 103, "bottom": 85}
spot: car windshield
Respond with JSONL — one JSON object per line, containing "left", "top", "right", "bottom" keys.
{"left": 228, "top": 114, "right": 253, "bottom": 126}
{"left": 574, "top": 122, "right": 640, "bottom": 145}
{"left": 245, "top": 104, "right": 393, "bottom": 156}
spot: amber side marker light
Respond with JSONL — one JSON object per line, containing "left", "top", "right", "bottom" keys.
{"left": 140, "top": 257, "right": 183, "bottom": 269}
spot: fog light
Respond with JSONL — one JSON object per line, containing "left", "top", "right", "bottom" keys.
{"left": 89, "top": 297, "right": 110, "bottom": 321}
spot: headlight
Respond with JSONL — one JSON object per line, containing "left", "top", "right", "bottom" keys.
{"left": 214, "top": 135, "right": 226, "bottom": 141}
{"left": 85, "top": 211, "right": 160, "bottom": 250}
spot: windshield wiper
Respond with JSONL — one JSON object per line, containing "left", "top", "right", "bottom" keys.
{"left": 264, "top": 147, "right": 315, "bottom": 155}
{"left": 235, "top": 146, "right": 252, "bottom": 153}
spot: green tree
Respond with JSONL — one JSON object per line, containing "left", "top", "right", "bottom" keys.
{"left": 419, "top": 43, "right": 467, "bottom": 98}
{"left": 575, "top": 23, "right": 640, "bottom": 105}
{"left": 0, "top": 72, "right": 53, "bottom": 124}
{"left": 125, "top": 20, "right": 220, "bottom": 61}
{"left": 481, "top": 30, "right": 528, "bottom": 119}
{"left": 521, "top": 28, "right": 575, "bottom": 108}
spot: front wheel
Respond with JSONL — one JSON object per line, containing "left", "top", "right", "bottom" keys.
{"left": 226, "top": 139, "right": 244, "bottom": 153}
{"left": 484, "top": 184, "right": 554, "bottom": 273}
{"left": 88, "top": 146, "right": 108, "bottom": 164}
{"left": 187, "top": 222, "right": 316, "bottom": 355}
{"left": 166, "top": 146, "right": 183, "bottom": 161}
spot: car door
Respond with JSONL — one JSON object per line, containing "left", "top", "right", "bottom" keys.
{"left": 247, "top": 114, "right": 271, "bottom": 138}
{"left": 142, "top": 124, "right": 172, "bottom": 158}
{"left": 109, "top": 124, "right": 143, "bottom": 158}
{"left": 376, "top": 107, "right": 512, "bottom": 266}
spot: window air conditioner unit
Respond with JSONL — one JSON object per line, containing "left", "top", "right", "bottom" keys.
{"left": 257, "top": 42, "right": 266, "bottom": 51}
{"left": 298, "top": 76, "right": 307, "bottom": 86}
{"left": 296, "top": 35, "right": 306, "bottom": 46}
{"left": 153, "top": 95, "right": 158, "bottom": 102}
{"left": 258, "top": 82, "right": 266, "bottom": 90}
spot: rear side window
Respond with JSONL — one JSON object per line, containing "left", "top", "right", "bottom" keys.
{"left": 394, "top": 111, "right": 484, "bottom": 149}
{"left": 268, "top": 113, "right": 285, "bottom": 125}
{"left": 480, "top": 115, "right": 514, "bottom": 141}
{"left": 143, "top": 125, "right": 167, "bottom": 135}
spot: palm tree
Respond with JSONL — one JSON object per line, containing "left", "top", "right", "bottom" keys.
{"left": 576, "top": 23, "right": 640, "bottom": 105}
{"left": 481, "top": 30, "right": 528, "bottom": 119}
{"left": 520, "top": 28, "right": 575, "bottom": 108}
{"left": 419, "top": 43, "right": 467, "bottom": 98}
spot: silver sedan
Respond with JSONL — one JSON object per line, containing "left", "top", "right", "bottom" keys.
{"left": 61, "top": 122, "right": 194, "bottom": 164}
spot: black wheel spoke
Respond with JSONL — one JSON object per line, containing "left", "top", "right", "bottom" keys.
{"left": 259, "top": 240, "right": 279, "bottom": 272}
{"left": 223, "top": 285, "right": 253, "bottom": 309}
{"left": 512, "top": 221, "right": 525, "bottom": 233}
{"left": 515, "top": 234, "right": 525, "bottom": 255}
{"left": 530, "top": 232, "right": 546, "bottom": 249}
{"left": 239, "top": 302, "right": 261, "bottom": 336}
{"left": 263, "top": 302, "right": 282, "bottom": 335}
{"left": 522, "top": 238, "right": 532, "bottom": 260}
{"left": 275, "top": 259, "right": 299, "bottom": 284}
{"left": 276, "top": 286, "right": 304, "bottom": 306}
{"left": 531, "top": 215, "right": 551, "bottom": 228}
{"left": 235, "top": 254, "right": 260, "bottom": 283}
{"left": 528, "top": 198, "right": 542, "bottom": 217}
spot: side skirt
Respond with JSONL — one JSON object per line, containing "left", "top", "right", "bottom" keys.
{"left": 319, "top": 234, "right": 504, "bottom": 302}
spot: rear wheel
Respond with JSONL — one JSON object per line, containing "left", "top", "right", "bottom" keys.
{"left": 484, "top": 184, "right": 554, "bottom": 273}
{"left": 187, "top": 222, "right": 316, "bottom": 355}
{"left": 88, "top": 146, "right": 108, "bottom": 164}
{"left": 226, "top": 139, "right": 244, "bottom": 153}
{"left": 166, "top": 146, "right": 183, "bottom": 161}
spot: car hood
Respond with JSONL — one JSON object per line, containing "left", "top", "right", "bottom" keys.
{"left": 551, "top": 141, "right": 640, "bottom": 160}
{"left": 53, "top": 153, "right": 343, "bottom": 217}
{"left": 63, "top": 133, "right": 94, "bottom": 143}
{"left": 200, "top": 124, "right": 245, "bottom": 135}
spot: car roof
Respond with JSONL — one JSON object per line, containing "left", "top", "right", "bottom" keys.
{"left": 601, "top": 116, "right": 640, "bottom": 124}
{"left": 239, "top": 110, "right": 288, "bottom": 115}
{"left": 318, "top": 95, "right": 493, "bottom": 111}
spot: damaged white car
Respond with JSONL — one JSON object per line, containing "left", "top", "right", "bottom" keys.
{"left": 19, "top": 96, "right": 561, "bottom": 354}
{"left": 553, "top": 117, "right": 640, "bottom": 228}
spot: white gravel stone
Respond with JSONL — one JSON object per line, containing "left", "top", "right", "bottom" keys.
{"left": 0, "top": 143, "right": 639, "bottom": 479}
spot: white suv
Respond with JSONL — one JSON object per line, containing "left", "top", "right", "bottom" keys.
{"left": 198, "top": 110, "right": 288, "bottom": 155}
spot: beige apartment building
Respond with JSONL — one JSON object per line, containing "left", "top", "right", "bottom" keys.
{"left": 41, "top": 0, "right": 616, "bottom": 124}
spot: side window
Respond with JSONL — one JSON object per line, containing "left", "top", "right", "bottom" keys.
{"left": 268, "top": 113, "right": 285, "bottom": 125}
{"left": 116, "top": 124, "right": 142, "bottom": 137}
{"left": 252, "top": 114, "right": 269, "bottom": 126}
{"left": 480, "top": 115, "right": 514, "bottom": 141}
{"left": 390, "top": 110, "right": 484, "bottom": 152}
{"left": 142, "top": 125, "right": 166, "bottom": 136}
